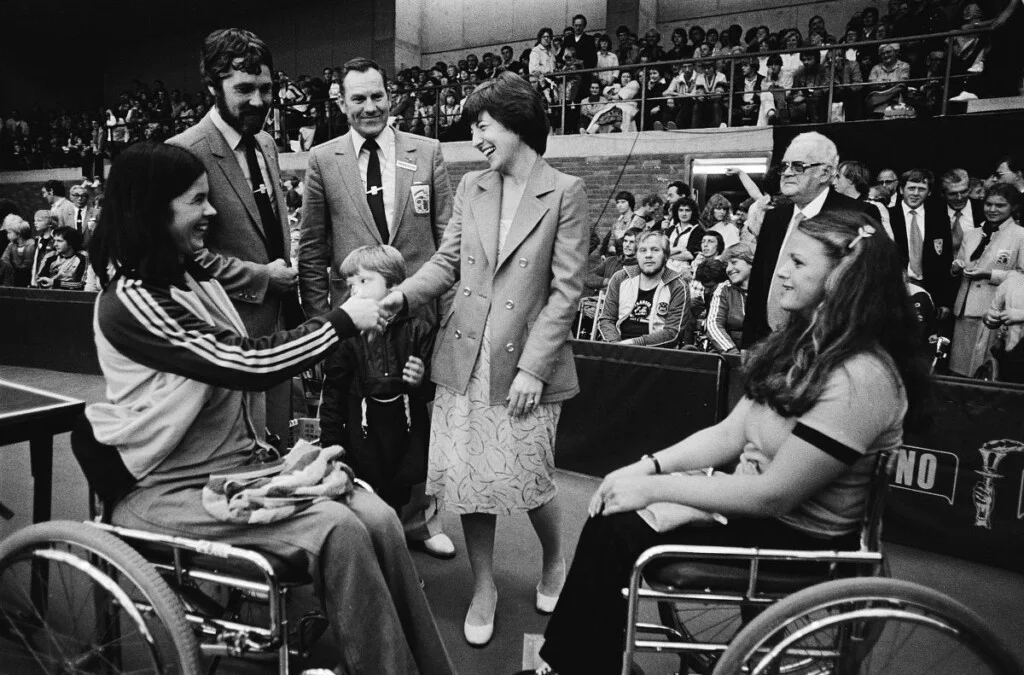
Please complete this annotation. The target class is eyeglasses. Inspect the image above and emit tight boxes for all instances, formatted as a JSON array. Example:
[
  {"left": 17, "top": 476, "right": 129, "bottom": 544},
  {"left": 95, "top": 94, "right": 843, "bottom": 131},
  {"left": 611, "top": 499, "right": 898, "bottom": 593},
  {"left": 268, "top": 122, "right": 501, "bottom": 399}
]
[
  {"left": 877, "top": 178, "right": 899, "bottom": 185},
  {"left": 780, "top": 161, "right": 826, "bottom": 175}
]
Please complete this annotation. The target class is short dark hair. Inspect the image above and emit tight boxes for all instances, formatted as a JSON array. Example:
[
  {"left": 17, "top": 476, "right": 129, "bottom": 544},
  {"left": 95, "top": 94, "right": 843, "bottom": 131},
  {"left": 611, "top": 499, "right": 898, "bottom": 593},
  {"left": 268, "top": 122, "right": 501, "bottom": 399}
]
[
  {"left": 998, "top": 153, "right": 1022, "bottom": 175},
  {"left": 340, "top": 57, "right": 389, "bottom": 95},
  {"left": 53, "top": 226, "right": 83, "bottom": 252},
  {"left": 640, "top": 193, "right": 664, "bottom": 209},
  {"left": 700, "top": 229, "right": 726, "bottom": 255},
  {"left": 43, "top": 180, "right": 66, "bottom": 197},
  {"left": 463, "top": 72, "right": 549, "bottom": 155},
  {"left": 838, "top": 160, "right": 872, "bottom": 197},
  {"left": 900, "top": 168, "right": 934, "bottom": 189},
  {"left": 667, "top": 180, "right": 689, "bottom": 197},
  {"left": 89, "top": 142, "right": 207, "bottom": 288},
  {"left": 862, "top": 7, "right": 879, "bottom": 21},
  {"left": 572, "top": 14, "right": 587, "bottom": 26},
  {"left": 201, "top": 28, "right": 273, "bottom": 93},
  {"left": 615, "top": 191, "right": 636, "bottom": 209},
  {"left": 622, "top": 226, "right": 644, "bottom": 241},
  {"left": 987, "top": 182, "right": 1022, "bottom": 210},
  {"left": 766, "top": 53, "right": 783, "bottom": 66},
  {"left": 616, "top": 25, "right": 631, "bottom": 36},
  {"left": 696, "top": 256, "right": 728, "bottom": 283},
  {"left": 537, "top": 26, "right": 553, "bottom": 41}
]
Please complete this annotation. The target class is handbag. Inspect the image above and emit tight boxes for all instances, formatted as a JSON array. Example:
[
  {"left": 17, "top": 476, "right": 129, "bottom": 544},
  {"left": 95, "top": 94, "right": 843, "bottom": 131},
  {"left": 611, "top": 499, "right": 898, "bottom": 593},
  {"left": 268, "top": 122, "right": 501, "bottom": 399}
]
[{"left": 596, "top": 106, "right": 623, "bottom": 126}]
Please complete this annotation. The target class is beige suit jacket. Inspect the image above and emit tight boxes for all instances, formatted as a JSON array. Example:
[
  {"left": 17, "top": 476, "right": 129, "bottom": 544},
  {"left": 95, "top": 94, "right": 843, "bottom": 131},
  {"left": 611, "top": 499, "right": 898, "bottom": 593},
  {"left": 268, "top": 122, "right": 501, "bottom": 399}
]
[
  {"left": 298, "top": 129, "right": 453, "bottom": 317},
  {"left": 954, "top": 219, "right": 1024, "bottom": 318},
  {"left": 168, "top": 111, "right": 290, "bottom": 337},
  {"left": 398, "top": 158, "right": 589, "bottom": 405}
]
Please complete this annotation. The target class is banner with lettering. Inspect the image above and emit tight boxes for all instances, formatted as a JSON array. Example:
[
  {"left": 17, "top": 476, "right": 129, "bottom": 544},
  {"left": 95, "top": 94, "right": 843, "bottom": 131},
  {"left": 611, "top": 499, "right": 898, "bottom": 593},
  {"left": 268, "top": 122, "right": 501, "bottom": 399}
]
[{"left": 884, "top": 377, "right": 1024, "bottom": 573}]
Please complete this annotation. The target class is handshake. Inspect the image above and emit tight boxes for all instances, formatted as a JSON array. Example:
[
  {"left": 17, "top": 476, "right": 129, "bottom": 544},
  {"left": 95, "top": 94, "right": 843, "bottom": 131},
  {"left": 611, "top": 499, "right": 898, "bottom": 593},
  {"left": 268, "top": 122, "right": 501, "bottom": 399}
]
[{"left": 340, "top": 290, "right": 407, "bottom": 337}]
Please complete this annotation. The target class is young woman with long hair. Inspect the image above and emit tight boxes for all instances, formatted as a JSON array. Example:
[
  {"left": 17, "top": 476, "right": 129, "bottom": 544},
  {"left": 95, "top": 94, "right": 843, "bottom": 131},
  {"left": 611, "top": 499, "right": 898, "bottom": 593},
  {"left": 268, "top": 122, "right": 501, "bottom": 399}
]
[{"left": 519, "top": 208, "right": 931, "bottom": 675}]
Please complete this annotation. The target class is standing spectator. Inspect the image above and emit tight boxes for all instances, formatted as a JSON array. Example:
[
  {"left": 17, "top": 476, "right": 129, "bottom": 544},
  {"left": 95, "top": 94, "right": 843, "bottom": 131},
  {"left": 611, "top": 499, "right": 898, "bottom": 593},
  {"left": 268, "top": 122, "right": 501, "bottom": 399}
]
[
  {"left": 67, "top": 184, "right": 98, "bottom": 240},
  {"left": 529, "top": 28, "right": 557, "bottom": 83},
  {"left": 743, "top": 132, "right": 879, "bottom": 347},
  {"left": 876, "top": 167, "right": 901, "bottom": 207},
  {"left": 30, "top": 210, "right": 56, "bottom": 286},
  {"left": 0, "top": 216, "right": 36, "bottom": 287},
  {"left": 596, "top": 35, "right": 620, "bottom": 86},
  {"left": 664, "top": 28, "right": 692, "bottom": 62},
  {"left": 35, "top": 226, "right": 87, "bottom": 289},
  {"left": 888, "top": 169, "right": 955, "bottom": 321},
  {"left": 616, "top": 25, "right": 640, "bottom": 65},
  {"left": 640, "top": 29, "right": 667, "bottom": 62},
  {"left": 994, "top": 154, "right": 1024, "bottom": 193},
  {"left": 299, "top": 56, "right": 456, "bottom": 559},
  {"left": 706, "top": 242, "right": 754, "bottom": 353},
  {"left": 834, "top": 160, "right": 894, "bottom": 238},
  {"left": 168, "top": 29, "right": 299, "bottom": 449},
  {"left": 380, "top": 73, "right": 588, "bottom": 647},
  {"left": 41, "top": 179, "right": 76, "bottom": 231},
  {"left": 598, "top": 230, "right": 690, "bottom": 347},
  {"left": 951, "top": 184, "right": 1024, "bottom": 376}
]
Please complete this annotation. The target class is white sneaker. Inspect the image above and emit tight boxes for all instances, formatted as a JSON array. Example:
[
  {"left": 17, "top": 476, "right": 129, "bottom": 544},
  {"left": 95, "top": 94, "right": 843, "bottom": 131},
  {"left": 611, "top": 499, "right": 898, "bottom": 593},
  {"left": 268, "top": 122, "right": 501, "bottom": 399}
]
[{"left": 949, "top": 91, "right": 979, "bottom": 102}]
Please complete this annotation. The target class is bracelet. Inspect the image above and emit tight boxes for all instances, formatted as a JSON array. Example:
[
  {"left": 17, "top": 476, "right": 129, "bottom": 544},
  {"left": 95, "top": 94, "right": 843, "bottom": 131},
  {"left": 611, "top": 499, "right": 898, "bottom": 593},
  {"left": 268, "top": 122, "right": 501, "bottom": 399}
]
[{"left": 645, "top": 453, "right": 662, "bottom": 475}]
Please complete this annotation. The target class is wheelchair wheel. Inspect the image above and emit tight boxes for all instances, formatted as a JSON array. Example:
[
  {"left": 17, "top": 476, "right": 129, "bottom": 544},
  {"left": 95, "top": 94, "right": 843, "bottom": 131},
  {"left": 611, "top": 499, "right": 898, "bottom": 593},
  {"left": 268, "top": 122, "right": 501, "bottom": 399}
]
[
  {"left": 0, "top": 521, "right": 200, "bottom": 674},
  {"left": 711, "top": 577, "right": 1021, "bottom": 675}
]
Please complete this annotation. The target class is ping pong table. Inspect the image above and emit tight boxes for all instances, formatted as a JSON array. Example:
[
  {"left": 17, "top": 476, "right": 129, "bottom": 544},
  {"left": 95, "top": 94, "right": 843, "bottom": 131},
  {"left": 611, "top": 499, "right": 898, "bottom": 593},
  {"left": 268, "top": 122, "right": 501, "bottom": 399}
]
[{"left": 0, "top": 378, "right": 85, "bottom": 524}]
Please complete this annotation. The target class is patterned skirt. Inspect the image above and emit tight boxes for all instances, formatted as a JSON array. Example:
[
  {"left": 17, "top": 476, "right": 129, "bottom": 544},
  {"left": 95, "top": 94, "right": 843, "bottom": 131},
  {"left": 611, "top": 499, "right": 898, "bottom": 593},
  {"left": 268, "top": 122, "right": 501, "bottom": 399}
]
[{"left": 426, "top": 322, "right": 561, "bottom": 515}]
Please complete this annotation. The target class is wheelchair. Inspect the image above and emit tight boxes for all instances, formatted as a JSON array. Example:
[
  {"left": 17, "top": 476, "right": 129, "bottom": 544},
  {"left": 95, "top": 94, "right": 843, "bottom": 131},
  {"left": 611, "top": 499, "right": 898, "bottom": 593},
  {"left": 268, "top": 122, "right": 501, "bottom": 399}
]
[
  {"left": 0, "top": 414, "right": 339, "bottom": 674},
  {"left": 621, "top": 448, "right": 897, "bottom": 675}
]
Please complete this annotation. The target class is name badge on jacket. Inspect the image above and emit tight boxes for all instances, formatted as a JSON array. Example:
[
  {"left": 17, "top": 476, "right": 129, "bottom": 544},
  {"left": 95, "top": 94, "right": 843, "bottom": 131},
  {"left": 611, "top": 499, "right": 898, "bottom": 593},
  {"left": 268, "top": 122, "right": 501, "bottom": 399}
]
[
  {"left": 932, "top": 239, "right": 943, "bottom": 255},
  {"left": 996, "top": 249, "right": 1011, "bottom": 267},
  {"left": 411, "top": 183, "right": 431, "bottom": 215}
]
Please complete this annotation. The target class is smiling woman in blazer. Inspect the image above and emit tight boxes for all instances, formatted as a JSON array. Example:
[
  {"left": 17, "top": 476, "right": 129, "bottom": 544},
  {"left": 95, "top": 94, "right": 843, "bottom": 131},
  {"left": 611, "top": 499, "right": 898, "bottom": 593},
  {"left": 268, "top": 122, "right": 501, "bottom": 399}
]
[{"left": 382, "top": 72, "right": 589, "bottom": 647}]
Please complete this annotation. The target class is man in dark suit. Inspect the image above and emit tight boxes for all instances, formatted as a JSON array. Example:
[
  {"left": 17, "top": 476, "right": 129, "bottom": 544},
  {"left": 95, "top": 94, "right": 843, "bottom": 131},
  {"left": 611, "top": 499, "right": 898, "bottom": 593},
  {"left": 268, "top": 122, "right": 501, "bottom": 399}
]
[
  {"left": 889, "top": 168, "right": 955, "bottom": 316},
  {"left": 939, "top": 168, "right": 984, "bottom": 258},
  {"left": 565, "top": 13, "right": 597, "bottom": 133},
  {"left": 298, "top": 57, "right": 456, "bottom": 560},
  {"left": 742, "top": 132, "right": 880, "bottom": 347},
  {"left": 168, "top": 28, "right": 299, "bottom": 448}
]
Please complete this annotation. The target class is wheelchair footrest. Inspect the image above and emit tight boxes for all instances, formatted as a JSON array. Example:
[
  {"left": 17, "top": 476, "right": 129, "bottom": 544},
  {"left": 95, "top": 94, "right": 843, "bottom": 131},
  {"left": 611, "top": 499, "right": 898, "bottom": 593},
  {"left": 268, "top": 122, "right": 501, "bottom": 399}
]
[{"left": 291, "top": 612, "right": 329, "bottom": 657}]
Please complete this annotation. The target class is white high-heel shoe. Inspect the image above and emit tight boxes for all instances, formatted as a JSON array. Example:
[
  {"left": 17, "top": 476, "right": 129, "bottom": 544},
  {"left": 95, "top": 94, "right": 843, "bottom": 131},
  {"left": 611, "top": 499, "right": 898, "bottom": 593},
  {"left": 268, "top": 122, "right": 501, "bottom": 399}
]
[
  {"left": 535, "top": 559, "right": 566, "bottom": 614},
  {"left": 463, "top": 591, "right": 497, "bottom": 647}
]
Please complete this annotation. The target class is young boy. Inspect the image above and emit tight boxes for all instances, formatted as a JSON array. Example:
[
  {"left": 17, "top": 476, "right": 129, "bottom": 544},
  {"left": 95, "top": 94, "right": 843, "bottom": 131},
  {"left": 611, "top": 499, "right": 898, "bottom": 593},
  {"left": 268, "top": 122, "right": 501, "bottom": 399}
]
[{"left": 319, "top": 245, "right": 435, "bottom": 518}]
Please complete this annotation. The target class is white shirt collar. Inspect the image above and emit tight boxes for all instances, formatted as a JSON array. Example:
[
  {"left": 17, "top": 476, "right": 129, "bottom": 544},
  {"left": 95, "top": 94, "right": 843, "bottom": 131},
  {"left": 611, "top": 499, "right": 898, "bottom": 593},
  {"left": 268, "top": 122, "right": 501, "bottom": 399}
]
[
  {"left": 210, "top": 105, "right": 244, "bottom": 152},
  {"left": 350, "top": 124, "right": 395, "bottom": 155},
  {"left": 796, "top": 186, "right": 830, "bottom": 219},
  {"left": 901, "top": 200, "right": 923, "bottom": 219}
]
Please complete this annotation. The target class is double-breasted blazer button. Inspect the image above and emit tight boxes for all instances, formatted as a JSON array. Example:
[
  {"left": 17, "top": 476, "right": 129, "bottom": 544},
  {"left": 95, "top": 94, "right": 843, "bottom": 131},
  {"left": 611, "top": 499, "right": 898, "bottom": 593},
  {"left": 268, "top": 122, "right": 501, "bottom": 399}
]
[
  {"left": 506, "top": 342, "right": 515, "bottom": 352},
  {"left": 455, "top": 330, "right": 462, "bottom": 338},
  {"left": 505, "top": 300, "right": 514, "bottom": 309},
  {"left": 519, "top": 257, "right": 528, "bottom": 267},
  {"left": 467, "top": 255, "right": 475, "bottom": 264},
  {"left": 463, "top": 287, "right": 471, "bottom": 296}
]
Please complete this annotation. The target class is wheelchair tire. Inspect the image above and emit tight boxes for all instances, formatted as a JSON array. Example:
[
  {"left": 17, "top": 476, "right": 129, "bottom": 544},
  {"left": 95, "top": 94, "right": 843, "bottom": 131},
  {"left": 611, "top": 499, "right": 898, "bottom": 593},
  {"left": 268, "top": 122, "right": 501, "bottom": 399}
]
[
  {"left": 0, "top": 520, "right": 201, "bottom": 674},
  {"left": 711, "top": 577, "right": 1021, "bottom": 675}
]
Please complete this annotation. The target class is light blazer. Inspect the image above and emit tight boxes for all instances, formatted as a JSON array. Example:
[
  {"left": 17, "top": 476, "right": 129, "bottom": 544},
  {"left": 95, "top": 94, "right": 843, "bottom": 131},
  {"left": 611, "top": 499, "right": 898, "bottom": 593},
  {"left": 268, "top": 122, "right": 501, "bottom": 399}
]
[
  {"left": 397, "top": 158, "right": 589, "bottom": 406},
  {"left": 953, "top": 219, "right": 1024, "bottom": 318},
  {"left": 50, "top": 197, "right": 77, "bottom": 232},
  {"left": 298, "top": 129, "right": 454, "bottom": 317},
  {"left": 167, "top": 110, "right": 290, "bottom": 337}
]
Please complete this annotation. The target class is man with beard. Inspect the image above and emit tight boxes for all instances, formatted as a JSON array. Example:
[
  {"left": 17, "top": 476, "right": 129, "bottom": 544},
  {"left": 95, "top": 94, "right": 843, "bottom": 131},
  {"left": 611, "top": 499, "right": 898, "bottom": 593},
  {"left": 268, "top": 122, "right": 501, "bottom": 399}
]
[
  {"left": 741, "top": 132, "right": 879, "bottom": 347},
  {"left": 298, "top": 56, "right": 456, "bottom": 560},
  {"left": 168, "top": 28, "right": 299, "bottom": 450},
  {"left": 597, "top": 230, "right": 690, "bottom": 347}
]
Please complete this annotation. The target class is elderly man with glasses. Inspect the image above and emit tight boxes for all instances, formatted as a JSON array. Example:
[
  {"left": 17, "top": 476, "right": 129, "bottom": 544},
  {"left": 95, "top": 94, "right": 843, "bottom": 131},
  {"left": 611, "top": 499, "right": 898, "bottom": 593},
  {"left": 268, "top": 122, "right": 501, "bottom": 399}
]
[{"left": 742, "top": 132, "right": 881, "bottom": 347}]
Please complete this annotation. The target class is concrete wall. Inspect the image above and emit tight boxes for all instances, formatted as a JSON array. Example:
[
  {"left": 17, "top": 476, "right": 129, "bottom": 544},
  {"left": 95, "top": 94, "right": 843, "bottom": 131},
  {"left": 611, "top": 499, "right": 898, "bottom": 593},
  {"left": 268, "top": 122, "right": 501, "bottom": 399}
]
[{"left": 656, "top": 0, "right": 886, "bottom": 40}]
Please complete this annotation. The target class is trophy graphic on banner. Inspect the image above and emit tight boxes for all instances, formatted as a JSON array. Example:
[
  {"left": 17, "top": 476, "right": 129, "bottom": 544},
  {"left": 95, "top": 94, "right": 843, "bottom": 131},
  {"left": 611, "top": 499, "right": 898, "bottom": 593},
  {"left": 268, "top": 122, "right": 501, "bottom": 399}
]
[{"left": 972, "top": 439, "right": 1024, "bottom": 529}]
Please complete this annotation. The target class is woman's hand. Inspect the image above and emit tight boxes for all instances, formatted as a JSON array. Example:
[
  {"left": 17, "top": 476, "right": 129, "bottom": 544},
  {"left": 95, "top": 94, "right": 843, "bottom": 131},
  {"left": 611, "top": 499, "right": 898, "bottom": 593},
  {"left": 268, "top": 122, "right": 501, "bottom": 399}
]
[
  {"left": 506, "top": 369, "right": 544, "bottom": 418},
  {"left": 951, "top": 259, "right": 966, "bottom": 276},
  {"left": 587, "top": 460, "right": 656, "bottom": 516},
  {"left": 594, "top": 476, "right": 656, "bottom": 516},
  {"left": 963, "top": 267, "right": 991, "bottom": 280},
  {"left": 1000, "top": 308, "right": 1024, "bottom": 325},
  {"left": 403, "top": 356, "right": 425, "bottom": 386},
  {"left": 380, "top": 290, "right": 405, "bottom": 317}
]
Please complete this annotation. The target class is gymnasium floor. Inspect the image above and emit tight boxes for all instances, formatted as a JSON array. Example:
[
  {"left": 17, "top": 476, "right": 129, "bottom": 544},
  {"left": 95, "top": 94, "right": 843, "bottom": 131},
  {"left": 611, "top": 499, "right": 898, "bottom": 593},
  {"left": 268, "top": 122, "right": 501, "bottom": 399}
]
[{"left": 1, "top": 365, "right": 1022, "bottom": 674}]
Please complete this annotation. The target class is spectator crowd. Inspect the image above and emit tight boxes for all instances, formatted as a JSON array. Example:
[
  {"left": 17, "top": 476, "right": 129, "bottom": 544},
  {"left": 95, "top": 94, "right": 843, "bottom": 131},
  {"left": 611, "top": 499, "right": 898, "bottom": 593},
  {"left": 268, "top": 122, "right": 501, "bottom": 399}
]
[{"left": 4, "top": 0, "right": 1022, "bottom": 172}]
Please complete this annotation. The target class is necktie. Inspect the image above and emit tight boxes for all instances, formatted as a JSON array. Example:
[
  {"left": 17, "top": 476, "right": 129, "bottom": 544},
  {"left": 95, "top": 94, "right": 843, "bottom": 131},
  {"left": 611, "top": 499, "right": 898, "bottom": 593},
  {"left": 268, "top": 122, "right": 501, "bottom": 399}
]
[
  {"left": 76, "top": 209, "right": 84, "bottom": 233},
  {"left": 908, "top": 209, "right": 923, "bottom": 279},
  {"left": 767, "top": 211, "right": 805, "bottom": 331},
  {"left": 240, "top": 135, "right": 285, "bottom": 263},
  {"left": 970, "top": 222, "right": 998, "bottom": 262},
  {"left": 363, "top": 138, "right": 389, "bottom": 243},
  {"left": 951, "top": 209, "right": 964, "bottom": 253}
]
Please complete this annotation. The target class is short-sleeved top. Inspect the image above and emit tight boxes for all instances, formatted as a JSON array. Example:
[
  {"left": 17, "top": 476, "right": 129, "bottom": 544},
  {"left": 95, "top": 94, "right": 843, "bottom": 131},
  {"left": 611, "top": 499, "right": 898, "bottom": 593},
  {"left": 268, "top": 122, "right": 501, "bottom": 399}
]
[{"left": 737, "top": 350, "right": 907, "bottom": 538}]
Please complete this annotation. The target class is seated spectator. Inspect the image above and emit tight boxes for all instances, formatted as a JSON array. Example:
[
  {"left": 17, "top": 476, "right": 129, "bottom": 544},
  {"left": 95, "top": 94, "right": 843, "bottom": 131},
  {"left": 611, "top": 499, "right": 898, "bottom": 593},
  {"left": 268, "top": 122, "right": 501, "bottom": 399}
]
[
  {"left": 657, "top": 61, "right": 698, "bottom": 129},
  {"left": 691, "top": 61, "right": 728, "bottom": 128},
  {"left": 689, "top": 229, "right": 727, "bottom": 302},
  {"left": 438, "top": 90, "right": 462, "bottom": 130},
  {"left": 789, "top": 50, "right": 830, "bottom": 124},
  {"left": 706, "top": 243, "right": 754, "bottom": 353},
  {"left": 664, "top": 27, "right": 692, "bottom": 62},
  {"left": 31, "top": 209, "right": 57, "bottom": 286},
  {"left": 633, "top": 193, "right": 666, "bottom": 230},
  {"left": 691, "top": 256, "right": 728, "bottom": 335},
  {"left": 615, "top": 25, "right": 641, "bottom": 66},
  {"left": 867, "top": 43, "right": 911, "bottom": 116},
  {"left": 584, "top": 71, "right": 641, "bottom": 133},
  {"left": 834, "top": 160, "right": 894, "bottom": 238},
  {"left": 597, "top": 231, "right": 690, "bottom": 347},
  {"left": 824, "top": 44, "right": 865, "bottom": 121},
  {"left": 0, "top": 216, "right": 36, "bottom": 287},
  {"left": 732, "top": 58, "right": 776, "bottom": 126},
  {"left": 641, "top": 66, "right": 670, "bottom": 131},
  {"left": 602, "top": 190, "right": 643, "bottom": 256},
  {"left": 701, "top": 194, "right": 740, "bottom": 247},
  {"left": 585, "top": 227, "right": 641, "bottom": 295},
  {"left": 764, "top": 54, "right": 790, "bottom": 123},
  {"left": 579, "top": 81, "right": 608, "bottom": 131},
  {"left": 34, "top": 226, "right": 87, "bottom": 289},
  {"left": 779, "top": 30, "right": 804, "bottom": 89}
]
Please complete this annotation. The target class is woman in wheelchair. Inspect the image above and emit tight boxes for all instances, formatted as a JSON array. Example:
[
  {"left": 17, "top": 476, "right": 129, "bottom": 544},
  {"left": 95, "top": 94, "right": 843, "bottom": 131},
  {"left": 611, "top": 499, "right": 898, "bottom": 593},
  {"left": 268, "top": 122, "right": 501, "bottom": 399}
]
[
  {"left": 523, "top": 211, "right": 931, "bottom": 675},
  {"left": 85, "top": 142, "right": 455, "bottom": 675}
]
